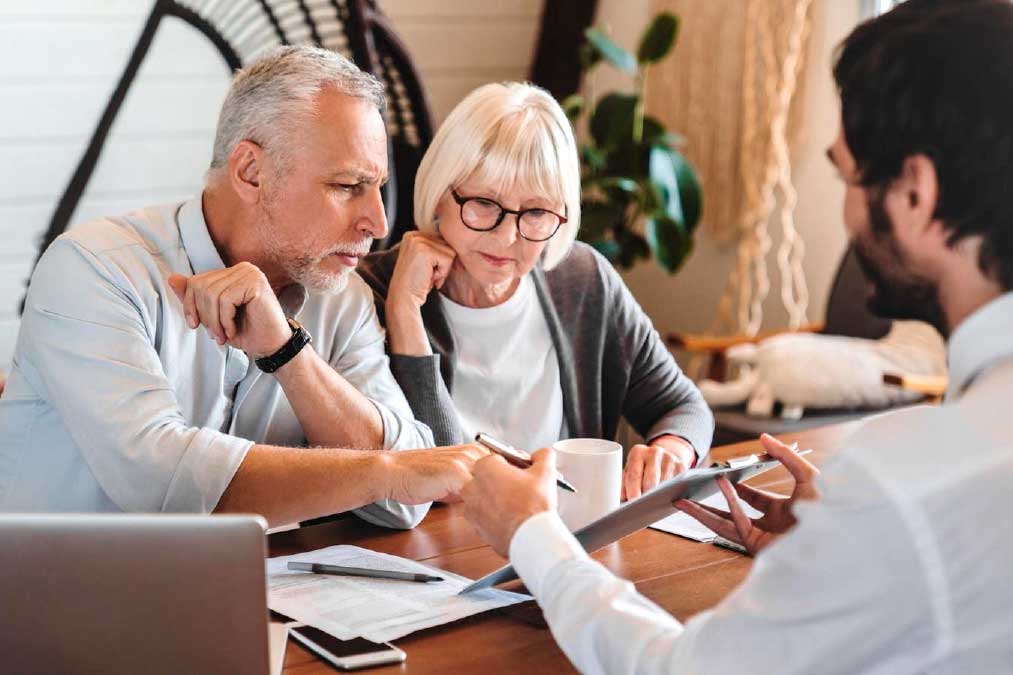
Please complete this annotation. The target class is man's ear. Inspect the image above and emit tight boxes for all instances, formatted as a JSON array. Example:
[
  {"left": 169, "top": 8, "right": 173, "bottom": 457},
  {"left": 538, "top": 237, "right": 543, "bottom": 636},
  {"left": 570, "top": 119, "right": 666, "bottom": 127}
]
[
  {"left": 228, "top": 140, "right": 264, "bottom": 205},
  {"left": 894, "top": 153, "right": 940, "bottom": 236}
]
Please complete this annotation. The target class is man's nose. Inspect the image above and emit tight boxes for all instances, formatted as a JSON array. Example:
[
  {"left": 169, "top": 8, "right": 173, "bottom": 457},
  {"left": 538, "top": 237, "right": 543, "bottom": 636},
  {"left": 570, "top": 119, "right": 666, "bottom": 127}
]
[{"left": 357, "top": 185, "right": 389, "bottom": 240}]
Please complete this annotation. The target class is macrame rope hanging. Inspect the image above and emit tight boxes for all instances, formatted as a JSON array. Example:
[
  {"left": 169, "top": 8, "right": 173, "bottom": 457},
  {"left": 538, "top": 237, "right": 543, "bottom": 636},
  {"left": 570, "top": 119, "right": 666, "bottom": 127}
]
[{"left": 713, "top": 0, "right": 812, "bottom": 338}]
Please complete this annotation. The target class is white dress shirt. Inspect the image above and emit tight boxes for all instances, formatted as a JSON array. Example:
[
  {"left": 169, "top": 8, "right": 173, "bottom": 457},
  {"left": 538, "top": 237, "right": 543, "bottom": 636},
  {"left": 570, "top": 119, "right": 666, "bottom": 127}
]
[
  {"left": 511, "top": 292, "right": 1013, "bottom": 674},
  {"left": 0, "top": 198, "right": 433, "bottom": 528},
  {"left": 442, "top": 274, "right": 567, "bottom": 450}
]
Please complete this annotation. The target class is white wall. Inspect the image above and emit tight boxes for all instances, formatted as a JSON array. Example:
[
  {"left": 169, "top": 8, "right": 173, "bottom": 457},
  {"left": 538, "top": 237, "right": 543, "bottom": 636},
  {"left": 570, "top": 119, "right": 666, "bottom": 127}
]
[{"left": 0, "top": 0, "right": 543, "bottom": 371}]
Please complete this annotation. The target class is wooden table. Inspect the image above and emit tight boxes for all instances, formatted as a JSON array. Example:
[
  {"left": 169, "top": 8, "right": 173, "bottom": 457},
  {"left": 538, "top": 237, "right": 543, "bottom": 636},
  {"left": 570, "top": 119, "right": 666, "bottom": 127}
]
[{"left": 271, "top": 422, "right": 858, "bottom": 674}]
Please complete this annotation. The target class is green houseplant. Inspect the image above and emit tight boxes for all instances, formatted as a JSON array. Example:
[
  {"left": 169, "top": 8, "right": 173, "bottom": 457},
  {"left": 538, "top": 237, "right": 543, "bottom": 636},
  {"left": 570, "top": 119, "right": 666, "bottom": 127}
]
[{"left": 563, "top": 12, "right": 702, "bottom": 272}]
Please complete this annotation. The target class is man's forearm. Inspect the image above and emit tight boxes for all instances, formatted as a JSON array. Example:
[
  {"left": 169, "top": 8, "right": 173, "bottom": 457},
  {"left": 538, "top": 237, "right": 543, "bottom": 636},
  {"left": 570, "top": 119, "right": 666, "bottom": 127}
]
[
  {"left": 272, "top": 346, "right": 385, "bottom": 448},
  {"left": 214, "top": 444, "right": 390, "bottom": 527}
]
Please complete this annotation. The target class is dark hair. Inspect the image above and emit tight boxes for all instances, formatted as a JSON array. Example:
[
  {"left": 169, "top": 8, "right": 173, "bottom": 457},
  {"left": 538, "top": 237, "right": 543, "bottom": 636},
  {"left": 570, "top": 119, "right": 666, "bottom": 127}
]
[{"left": 834, "top": 0, "right": 1013, "bottom": 290}]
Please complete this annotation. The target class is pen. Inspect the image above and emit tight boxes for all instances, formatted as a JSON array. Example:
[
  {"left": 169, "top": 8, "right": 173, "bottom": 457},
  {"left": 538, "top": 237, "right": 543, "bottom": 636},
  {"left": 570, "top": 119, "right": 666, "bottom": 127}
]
[
  {"left": 712, "top": 536, "right": 749, "bottom": 555},
  {"left": 474, "top": 432, "right": 578, "bottom": 493},
  {"left": 287, "top": 561, "right": 444, "bottom": 583}
]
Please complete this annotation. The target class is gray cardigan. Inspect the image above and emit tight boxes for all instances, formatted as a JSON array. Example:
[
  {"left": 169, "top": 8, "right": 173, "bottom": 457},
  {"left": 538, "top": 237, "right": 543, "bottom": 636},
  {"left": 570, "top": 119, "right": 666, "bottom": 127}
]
[{"left": 357, "top": 241, "right": 714, "bottom": 460}]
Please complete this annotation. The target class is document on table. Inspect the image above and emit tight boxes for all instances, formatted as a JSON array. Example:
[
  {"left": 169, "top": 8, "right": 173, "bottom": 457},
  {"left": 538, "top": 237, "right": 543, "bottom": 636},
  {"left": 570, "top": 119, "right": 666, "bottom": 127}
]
[
  {"left": 268, "top": 622, "right": 288, "bottom": 675},
  {"left": 266, "top": 545, "right": 531, "bottom": 643},
  {"left": 650, "top": 491, "right": 763, "bottom": 542}
]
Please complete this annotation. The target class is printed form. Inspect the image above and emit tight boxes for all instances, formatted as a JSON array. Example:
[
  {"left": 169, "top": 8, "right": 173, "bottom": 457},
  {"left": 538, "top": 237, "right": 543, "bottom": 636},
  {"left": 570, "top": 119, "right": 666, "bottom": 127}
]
[{"left": 267, "top": 545, "right": 531, "bottom": 642}]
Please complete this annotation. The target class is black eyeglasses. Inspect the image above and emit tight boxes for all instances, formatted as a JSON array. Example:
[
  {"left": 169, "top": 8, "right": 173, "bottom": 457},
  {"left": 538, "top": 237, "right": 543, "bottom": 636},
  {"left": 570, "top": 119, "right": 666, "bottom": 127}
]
[{"left": 451, "top": 189, "right": 567, "bottom": 242}]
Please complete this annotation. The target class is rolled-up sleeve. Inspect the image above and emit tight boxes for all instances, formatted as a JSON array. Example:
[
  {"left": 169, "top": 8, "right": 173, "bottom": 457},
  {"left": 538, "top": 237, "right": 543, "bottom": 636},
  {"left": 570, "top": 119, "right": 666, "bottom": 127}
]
[{"left": 21, "top": 239, "right": 252, "bottom": 512}]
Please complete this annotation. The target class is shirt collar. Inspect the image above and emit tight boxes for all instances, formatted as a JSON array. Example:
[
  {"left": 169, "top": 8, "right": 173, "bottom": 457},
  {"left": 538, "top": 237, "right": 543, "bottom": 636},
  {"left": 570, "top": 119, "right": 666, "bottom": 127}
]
[
  {"left": 177, "top": 195, "right": 227, "bottom": 276},
  {"left": 177, "top": 195, "right": 307, "bottom": 318},
  {"left": 945, "top": 292, "right": 1013, "bottom": 399}
]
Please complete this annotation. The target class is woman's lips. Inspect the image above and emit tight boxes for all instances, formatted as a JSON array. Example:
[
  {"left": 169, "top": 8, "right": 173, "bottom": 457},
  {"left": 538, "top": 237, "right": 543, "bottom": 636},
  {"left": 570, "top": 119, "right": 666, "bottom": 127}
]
[{"left": 479, "top": 252, "right": 513, "bottom": 266}]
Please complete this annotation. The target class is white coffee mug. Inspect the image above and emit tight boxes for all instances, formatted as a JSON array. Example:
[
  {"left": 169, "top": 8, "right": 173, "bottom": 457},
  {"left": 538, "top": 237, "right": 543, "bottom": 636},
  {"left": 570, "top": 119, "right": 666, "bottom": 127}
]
[{"left": 552, "top": 438, "right": 623, "bottom": 531}]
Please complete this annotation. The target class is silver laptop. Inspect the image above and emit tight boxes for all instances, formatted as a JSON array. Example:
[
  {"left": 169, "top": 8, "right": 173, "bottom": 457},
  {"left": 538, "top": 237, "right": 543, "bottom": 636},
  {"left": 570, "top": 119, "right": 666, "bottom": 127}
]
[{"left": 0, "top": 514, "right": 271, "bottom": 674}]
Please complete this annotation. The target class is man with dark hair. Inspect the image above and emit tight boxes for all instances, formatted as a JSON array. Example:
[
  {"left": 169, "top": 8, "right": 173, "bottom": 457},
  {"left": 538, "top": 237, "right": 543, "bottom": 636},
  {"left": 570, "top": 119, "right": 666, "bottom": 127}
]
[{"left": 459, "top": 1, "right": 1013, "bottom": 672}]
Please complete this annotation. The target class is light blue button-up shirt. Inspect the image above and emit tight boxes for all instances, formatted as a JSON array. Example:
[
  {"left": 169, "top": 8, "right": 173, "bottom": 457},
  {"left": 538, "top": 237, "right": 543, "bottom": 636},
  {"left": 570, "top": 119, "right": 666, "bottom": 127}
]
[{"left": 0, "top": 198, "right": 433, "bottom": 528}]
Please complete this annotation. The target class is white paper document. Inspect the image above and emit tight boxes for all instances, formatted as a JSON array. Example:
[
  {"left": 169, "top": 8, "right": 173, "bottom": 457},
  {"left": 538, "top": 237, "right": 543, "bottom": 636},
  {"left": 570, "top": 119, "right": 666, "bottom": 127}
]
[
  {"left": 267, "top": 622, "right": 288, "bottom": 675},
  {"left": 267, "top": 545, "right": 531, "bottom": 642},
  {"left": 650, "top": 491, "right": 763, "bottom": 542}
]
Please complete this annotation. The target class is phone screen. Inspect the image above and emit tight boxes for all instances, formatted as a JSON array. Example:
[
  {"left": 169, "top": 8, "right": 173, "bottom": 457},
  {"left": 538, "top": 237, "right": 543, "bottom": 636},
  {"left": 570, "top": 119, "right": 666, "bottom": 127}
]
[{"left": 290, "top": 625, "right": 395, "bottom": 658}]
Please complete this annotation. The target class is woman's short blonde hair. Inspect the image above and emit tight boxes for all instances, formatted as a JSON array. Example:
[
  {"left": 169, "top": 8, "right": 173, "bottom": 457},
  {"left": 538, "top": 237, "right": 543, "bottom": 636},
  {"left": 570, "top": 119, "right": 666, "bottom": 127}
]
[{"left": 413, "top": 82, "right": 581, "bottom": 270}]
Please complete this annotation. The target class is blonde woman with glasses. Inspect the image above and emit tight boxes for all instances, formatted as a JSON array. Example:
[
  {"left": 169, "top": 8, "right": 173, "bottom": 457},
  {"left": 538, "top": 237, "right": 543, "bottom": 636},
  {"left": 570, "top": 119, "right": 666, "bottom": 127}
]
[{"left": 359, "top": 82, "right": 713, "bottom": 499}]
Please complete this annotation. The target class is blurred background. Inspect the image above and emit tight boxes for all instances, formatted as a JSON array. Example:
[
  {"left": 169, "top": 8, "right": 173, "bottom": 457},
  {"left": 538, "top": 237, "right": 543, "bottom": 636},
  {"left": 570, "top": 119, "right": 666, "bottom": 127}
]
[{"left": 0, "top": 0, "right": 898, "bottom": 374}]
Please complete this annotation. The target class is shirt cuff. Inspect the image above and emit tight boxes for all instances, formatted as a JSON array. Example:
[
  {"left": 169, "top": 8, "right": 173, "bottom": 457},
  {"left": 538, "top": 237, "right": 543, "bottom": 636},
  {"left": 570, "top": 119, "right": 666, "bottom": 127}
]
[
  {"left": 162, "top": 427, "right": 253, "bottom": 512},
  {"left": 368, "top": 396, "right": 434, "bottom": 451},
  {"left": 509, "top": 510, "right": 589, "bottom": 598}
]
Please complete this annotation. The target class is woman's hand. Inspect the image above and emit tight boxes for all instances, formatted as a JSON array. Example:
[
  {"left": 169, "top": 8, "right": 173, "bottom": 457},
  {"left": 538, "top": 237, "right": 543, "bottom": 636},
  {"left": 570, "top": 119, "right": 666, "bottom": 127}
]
[
  {"left": 386, "top": 232, "right": 457, "bottom": 355},
  {"left": 622, "top": 435, "right": 696, "bottom": 500}
]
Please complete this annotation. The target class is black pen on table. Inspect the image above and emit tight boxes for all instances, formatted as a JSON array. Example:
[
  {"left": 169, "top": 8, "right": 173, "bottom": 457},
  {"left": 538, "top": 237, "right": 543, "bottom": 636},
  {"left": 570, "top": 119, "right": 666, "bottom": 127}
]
[
  {"left": 287, "top": 561, "right": 444, "bottom": 583},
  {"left": 474, "top": 432, "right": 578, "bottom": 493}
]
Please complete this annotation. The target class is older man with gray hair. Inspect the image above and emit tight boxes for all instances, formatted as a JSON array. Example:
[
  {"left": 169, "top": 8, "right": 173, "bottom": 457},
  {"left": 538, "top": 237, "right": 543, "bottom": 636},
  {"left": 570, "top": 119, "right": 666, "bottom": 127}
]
[{"left": 0, "top": 46, "right": 485, "bottom": 528}]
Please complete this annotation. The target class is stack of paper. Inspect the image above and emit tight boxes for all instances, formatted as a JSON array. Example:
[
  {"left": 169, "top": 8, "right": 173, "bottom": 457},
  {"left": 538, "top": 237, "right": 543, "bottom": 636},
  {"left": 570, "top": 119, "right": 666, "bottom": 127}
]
[
  {"left": 267, "top": 546, "right": 530, "bottom": 643},
  {"left": 650, "top": 491, "right": 763, "bottom": 542}
]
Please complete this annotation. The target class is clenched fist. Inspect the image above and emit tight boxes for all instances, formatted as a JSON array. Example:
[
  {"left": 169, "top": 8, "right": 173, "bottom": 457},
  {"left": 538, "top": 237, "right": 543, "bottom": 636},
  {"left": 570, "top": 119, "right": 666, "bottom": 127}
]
[{"left": 168, "top": 262, "right": 291, "bottom": 358}]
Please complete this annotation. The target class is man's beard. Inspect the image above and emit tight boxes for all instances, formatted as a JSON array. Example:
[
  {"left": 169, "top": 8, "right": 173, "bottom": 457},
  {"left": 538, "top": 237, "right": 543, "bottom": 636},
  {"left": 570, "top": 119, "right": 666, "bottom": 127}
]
[
  {"left": 851, "top": 189, "right": 948, "bottom": 335},
  {"left": 255, "top": 200, "right": 371, "bottom": 294}
]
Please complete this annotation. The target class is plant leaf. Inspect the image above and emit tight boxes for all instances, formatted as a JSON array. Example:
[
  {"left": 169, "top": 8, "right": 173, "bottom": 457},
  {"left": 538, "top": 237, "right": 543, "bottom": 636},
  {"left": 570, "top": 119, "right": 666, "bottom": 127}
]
[
  {"left": 579, "top": 200, "right": 625, "bottom": 239},
  {"left": 648, "top": 144, "right": 702, "bottom": 232},
  {"left": 589, "top": 239, "right": 622, "bottom": 262},
  {"left": 590, "top": 93, "right": 638, "bottom": 149},
  {"left": 614, "top": 227, "right": 650, "bottom": 268},
  {"left": 645, "top": 216, "right": 693, "bottom": 273},
  {"left": 561, "top": 94, "right": 585, "bottom": 122},
  {"left": 637, "top": 12, "right": 680, "bottom": 64},
  {"left": 579, "top": 42, "right": 603, "bottom": 69},
  {"left": 585, "top": 27, "right": 637, "bottom": 74}
]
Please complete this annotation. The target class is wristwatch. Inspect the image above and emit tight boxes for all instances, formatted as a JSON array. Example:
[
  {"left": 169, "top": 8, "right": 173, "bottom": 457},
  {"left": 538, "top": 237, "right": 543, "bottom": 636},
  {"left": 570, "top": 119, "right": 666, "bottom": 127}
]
[{"left": 255, "top": 318, "right": 312, "bottom": 373}]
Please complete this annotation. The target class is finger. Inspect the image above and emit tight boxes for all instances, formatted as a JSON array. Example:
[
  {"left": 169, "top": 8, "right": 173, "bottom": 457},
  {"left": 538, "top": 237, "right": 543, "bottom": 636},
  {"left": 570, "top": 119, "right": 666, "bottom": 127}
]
[
  {"left": 168, "top": 274, "right": 188, "bottom": 303},
  {"left": 473, "top": 453, "right": 509, "bottom": 476},
  {"left": 183, "top": 280, "right": 199, "bottom": 330},
  {"left": 624, "top": 446, "right": 647, "bottom": 501},
  {"left": 200, "top": 274, "right": 235, "bottom": 345},
  {"left": 717, "top": 478, "right": 754, "bottom": 543},
  {"left": 675, "top": 500, "right": 732, "bottom": 519},
  {"left": 529, "top": 447, "right": 556, "bottom": 480},
  {"left": 674, "top": 499, "right": 741, "bottom": 542},
  {"left": 659, "top": 451, "right": 679, "bottom": 482},
  {"left": 217, "top": 271, "right": 259, "bottom": 342},
  {"left": 760, "top": 434, "right": 819, "bottom": 480},
  {"left": 732, "top": 481, "right": 782, "bottom": 512},
  {"left": 642, "top": 447, "right": 663, "bottom": 493}
]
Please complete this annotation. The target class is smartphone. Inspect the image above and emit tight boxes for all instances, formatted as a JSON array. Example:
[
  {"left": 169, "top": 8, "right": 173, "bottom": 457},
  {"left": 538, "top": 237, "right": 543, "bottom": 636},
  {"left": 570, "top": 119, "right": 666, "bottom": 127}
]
[{"left": 289, "top": 624, "right": 406, "bottom": 671}]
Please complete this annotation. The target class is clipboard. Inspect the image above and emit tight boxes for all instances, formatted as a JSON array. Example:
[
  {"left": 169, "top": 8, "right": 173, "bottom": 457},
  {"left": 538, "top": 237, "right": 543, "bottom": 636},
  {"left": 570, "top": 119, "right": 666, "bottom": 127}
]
[{"left": 460, "top": 452, "right": 796, "bottom": 594}]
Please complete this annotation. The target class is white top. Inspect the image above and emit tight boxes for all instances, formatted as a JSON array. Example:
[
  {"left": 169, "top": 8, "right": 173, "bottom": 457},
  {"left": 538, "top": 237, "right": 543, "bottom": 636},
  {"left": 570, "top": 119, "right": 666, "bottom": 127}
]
[
  {"left": 442, "top": 274, "right": 566, "bottom": 451},
  {"left": 0, "top": 198, "right": 433, "bottom": 529},
  {"left": 510, "top": 292, "right": 1013, "bottom": 674}
]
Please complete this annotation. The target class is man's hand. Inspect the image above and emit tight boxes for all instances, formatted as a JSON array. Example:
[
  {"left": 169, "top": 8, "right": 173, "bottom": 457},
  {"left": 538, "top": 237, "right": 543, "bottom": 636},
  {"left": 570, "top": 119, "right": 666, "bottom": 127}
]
[
  {"left": 674, "top": 433, "right": 820, "bottom": 555},
  {"left": 622, "top": 435, "right": 695, "bottom": 501},
  {"left": 384, "top": 444, "right": 489, "bottom": 505},
  {"left": 385, "top": 232, "right": 457, "bottom": 356},
  {"left": 168, "top": 262, "right": 291, "bottom": 358},
  {"left": 461, "top": 448, "right": 558, "bottom": 557}
]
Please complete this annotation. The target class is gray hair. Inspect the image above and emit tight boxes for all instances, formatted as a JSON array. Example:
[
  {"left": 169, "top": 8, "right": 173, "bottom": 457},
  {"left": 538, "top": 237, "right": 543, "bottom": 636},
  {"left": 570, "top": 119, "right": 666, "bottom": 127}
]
[{"left": 209, "top": 45, "right": 386, "bottom": 174}]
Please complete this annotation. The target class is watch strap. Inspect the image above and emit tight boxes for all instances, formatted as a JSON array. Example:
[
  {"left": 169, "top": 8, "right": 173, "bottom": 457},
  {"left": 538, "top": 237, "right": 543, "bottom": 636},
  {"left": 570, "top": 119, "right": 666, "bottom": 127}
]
[{"left": 255, "top": 318, "right": 312, "bottom": 373}]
